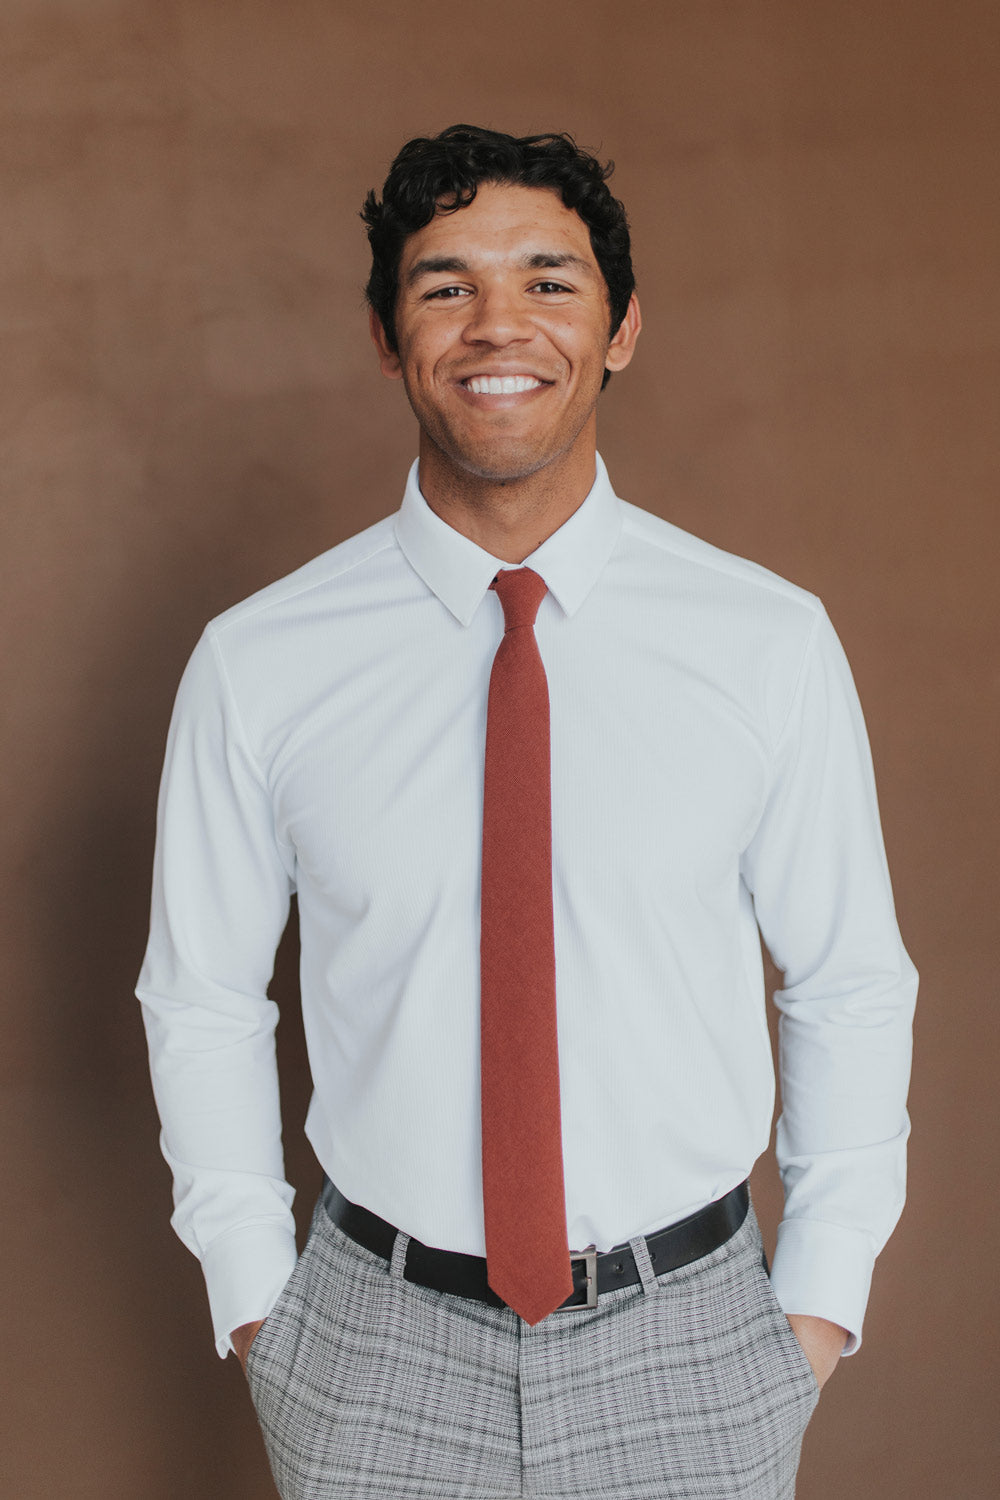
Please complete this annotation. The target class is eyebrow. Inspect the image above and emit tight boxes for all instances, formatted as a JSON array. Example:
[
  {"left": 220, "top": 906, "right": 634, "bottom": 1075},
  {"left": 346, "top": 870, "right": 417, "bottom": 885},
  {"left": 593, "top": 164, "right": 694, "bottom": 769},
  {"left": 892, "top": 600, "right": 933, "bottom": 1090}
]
[
  {"left": 405, "top": 251, "right": 596, "bottom": 285},
  {"left": 406, "top": 256, "right": 470, "bottom": 284}
]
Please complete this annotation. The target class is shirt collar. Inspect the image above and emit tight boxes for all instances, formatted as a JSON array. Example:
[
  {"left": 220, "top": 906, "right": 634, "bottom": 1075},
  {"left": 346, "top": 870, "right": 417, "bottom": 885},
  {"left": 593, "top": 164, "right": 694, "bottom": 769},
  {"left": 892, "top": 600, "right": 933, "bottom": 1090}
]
[{"left": 394, "top": 454, "right": 622, "bottom": 626}]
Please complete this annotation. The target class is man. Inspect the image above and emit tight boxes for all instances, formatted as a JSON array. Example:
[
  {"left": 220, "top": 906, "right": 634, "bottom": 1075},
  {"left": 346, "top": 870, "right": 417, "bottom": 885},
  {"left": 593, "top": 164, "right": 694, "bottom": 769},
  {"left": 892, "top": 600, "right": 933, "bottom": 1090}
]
[{"left": 138, "top": 125, "right": 916, "bottom": 1499}]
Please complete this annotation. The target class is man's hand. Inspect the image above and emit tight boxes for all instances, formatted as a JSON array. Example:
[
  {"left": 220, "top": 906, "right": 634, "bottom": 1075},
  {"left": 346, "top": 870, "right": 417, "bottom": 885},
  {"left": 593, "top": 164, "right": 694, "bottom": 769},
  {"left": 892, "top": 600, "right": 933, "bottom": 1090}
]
[
  {"left": 786, "top": 1314, "right": 847, "bottom": 1390},
  {"left": 231, "top": 1318, "right": 266, "bottom": 1375}
]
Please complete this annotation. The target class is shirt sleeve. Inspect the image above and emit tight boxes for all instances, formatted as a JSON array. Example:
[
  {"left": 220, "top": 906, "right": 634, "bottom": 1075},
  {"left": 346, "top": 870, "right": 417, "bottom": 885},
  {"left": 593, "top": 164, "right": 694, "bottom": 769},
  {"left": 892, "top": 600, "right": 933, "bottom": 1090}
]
[
  {"left": 136, "top": 627, "right": 299, "bottom": 1357},
  {"left": 741, "top": 605, "right": 917, "bottom": 1353}
]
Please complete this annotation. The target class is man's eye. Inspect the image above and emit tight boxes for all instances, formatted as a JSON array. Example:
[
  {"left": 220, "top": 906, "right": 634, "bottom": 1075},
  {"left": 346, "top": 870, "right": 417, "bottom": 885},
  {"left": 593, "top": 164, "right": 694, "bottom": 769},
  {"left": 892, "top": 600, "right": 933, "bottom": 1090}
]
[
  {"left": 533, "top": 281, "right": 572, "bottom": 294},
  {"left": 425, "top": 286, "right": 469, "bottom": 300}
]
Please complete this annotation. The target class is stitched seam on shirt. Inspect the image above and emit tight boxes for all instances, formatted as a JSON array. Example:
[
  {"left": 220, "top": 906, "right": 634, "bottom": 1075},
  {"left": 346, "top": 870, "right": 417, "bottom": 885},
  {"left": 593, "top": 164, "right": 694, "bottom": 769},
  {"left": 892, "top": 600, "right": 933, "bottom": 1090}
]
[
  {"left": 771, "top": 607, "right": 822, "bottom": 760},
  {"left": 777, "top": 1216, "right": 879, "bottom": 1253},
  {"left": 200, "top": 1215, "right": 297, "bottom": 1250},
  {"left": 620, "top": 503, "right": 826, "bottom": 612},
  {"left": 204, "top": 626, "right": 295, "bottom": 855},
  {"left": 735, "top": 607, "right": 821, "bottom": 854},
  {"left": 209, "top": 527, "right": 398, "bottom": 638}
]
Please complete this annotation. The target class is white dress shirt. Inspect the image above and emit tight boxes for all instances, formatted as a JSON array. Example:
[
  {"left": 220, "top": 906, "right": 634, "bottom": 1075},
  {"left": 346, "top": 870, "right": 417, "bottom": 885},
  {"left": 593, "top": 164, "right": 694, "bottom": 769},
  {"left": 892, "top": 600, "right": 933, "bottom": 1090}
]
[{"left": 137, "top": 455, "right": 916, "bottom": 1357}]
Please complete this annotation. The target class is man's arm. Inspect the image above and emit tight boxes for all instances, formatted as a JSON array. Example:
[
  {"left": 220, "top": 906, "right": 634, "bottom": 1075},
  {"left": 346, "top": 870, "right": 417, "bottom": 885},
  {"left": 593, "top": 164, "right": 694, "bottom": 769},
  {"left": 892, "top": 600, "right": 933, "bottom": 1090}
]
[
  {"left": 742, "top": 604, "right": 917, "bottom": 1363},
  {"left": 137, "top": 627, "right": 299, "bottom": 1357}
]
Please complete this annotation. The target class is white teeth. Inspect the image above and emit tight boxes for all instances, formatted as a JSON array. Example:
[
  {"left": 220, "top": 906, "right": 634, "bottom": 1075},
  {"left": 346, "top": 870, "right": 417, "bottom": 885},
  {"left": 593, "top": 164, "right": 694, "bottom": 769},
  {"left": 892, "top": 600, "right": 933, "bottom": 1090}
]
[{"left": 465, "top": 375, "right": 543, "bottom": 395}]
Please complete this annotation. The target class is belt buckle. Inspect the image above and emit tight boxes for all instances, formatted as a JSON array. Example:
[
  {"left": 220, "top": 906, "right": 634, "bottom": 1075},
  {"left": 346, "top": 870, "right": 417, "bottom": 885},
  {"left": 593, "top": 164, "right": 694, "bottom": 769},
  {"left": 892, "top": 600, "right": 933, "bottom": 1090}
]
[{"left": 555, "top": 1246, "right": 598, "bottom": 1311}]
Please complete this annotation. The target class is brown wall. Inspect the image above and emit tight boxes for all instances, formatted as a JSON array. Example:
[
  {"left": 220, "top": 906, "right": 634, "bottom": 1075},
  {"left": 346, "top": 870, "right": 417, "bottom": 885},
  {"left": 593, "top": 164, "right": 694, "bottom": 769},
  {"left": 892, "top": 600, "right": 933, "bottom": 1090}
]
[{"left": 2, "top": 2, "right": 996, "bottom": 1495}]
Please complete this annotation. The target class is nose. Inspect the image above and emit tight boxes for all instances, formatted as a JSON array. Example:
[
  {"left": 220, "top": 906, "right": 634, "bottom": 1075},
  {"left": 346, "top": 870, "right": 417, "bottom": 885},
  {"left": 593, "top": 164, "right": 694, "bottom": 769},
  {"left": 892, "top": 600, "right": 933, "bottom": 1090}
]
[{"left": 461, "top": 283, "right": 534, "bottom": 348}]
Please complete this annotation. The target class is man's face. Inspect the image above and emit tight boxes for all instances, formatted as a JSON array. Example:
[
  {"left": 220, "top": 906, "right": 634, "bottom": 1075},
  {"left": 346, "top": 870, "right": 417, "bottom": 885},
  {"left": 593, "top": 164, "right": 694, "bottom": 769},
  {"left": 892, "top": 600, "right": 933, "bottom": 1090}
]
[{"left": 371, "top": 182, "right": 640, "bottom": 486}]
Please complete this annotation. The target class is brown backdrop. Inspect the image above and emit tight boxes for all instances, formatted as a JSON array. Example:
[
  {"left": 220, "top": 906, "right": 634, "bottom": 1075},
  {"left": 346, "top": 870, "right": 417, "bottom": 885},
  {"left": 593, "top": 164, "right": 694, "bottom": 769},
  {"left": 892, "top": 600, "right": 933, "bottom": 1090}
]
[{"left": 2, "top": 2, "right": 997, "bottom": 1495}]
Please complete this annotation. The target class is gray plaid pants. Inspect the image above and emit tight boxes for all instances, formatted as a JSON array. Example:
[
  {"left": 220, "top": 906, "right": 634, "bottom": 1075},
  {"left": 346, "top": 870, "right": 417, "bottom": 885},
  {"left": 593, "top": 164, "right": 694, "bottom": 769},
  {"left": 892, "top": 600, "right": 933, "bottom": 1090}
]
[{"left": 246, "top": 1194, "right": 819, "bottom": 1499}]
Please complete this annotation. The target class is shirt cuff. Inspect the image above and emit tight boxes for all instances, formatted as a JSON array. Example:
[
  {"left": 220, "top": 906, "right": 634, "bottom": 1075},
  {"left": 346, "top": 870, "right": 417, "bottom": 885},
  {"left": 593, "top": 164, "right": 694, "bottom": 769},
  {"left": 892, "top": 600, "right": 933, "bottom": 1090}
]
[
  {"left": 768, "top": 1217, "right": 877, "bottom": 1356},
  {"left": 201, "top": 1221, "right": 300, "bottom": 1359}
]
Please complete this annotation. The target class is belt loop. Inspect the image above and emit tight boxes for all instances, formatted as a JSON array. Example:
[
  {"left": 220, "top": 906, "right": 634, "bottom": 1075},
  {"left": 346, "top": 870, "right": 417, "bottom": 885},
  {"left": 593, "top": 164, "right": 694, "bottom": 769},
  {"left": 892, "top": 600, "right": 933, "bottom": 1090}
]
[
  {"left": 629, "top": 1235, "right": 658, "bottom": 1293},
  {"left": 389, "top": 1229, "right": 410, "bottom": 1282}
]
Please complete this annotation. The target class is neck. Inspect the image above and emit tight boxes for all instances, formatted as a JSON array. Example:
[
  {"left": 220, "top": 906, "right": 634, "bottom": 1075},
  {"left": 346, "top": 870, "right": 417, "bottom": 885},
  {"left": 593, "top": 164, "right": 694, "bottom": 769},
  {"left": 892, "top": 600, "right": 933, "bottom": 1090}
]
[{"left": 417, "top": 436, "right": 597, "bottom": 564}]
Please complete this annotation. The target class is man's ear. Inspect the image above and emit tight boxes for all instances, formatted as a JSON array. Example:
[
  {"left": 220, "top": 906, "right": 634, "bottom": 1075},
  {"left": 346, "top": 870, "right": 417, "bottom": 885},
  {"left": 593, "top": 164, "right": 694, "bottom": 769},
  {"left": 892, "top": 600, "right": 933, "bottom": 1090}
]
[
  {"left": 604, "top": 293, "right": 642, "bottom": 375},
  {"left": 369, "top": 308, "right": 403, "bottom": 379}
]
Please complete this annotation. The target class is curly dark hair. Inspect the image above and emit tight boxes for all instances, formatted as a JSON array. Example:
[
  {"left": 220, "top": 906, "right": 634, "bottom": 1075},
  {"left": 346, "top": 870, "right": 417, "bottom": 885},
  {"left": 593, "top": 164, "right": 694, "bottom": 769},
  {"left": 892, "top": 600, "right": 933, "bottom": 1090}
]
[{"left": 361, "top": 124, "right": 634, "bottom": 388}]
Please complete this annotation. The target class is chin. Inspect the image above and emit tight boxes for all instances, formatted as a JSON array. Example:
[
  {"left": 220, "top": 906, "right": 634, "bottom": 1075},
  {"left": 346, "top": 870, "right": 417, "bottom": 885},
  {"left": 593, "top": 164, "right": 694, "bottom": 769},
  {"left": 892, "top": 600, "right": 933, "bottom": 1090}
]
[
  {"left": 460, "top": 458, "right": 550, "bottom": 485},
  {"left": 443, "top": 436, "right": 565, "bottom": 486}
]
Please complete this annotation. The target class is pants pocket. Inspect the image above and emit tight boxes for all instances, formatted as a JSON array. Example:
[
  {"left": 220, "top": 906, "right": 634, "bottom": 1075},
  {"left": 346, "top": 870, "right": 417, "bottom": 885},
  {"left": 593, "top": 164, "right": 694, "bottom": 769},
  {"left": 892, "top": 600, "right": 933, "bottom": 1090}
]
[
  {"left": 245, "top": 1203, "right": 324, "bottom": 1398},
  {"left": 752, "top": 1253, "right": 822, "bottom": 1403}
]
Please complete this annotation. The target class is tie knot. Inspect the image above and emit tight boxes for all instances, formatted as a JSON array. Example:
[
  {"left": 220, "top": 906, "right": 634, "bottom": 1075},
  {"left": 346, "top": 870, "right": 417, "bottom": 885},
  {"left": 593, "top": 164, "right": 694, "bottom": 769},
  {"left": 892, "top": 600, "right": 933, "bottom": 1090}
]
[{"left": 491, "top": 568, "right": 547, "bottom": 631}]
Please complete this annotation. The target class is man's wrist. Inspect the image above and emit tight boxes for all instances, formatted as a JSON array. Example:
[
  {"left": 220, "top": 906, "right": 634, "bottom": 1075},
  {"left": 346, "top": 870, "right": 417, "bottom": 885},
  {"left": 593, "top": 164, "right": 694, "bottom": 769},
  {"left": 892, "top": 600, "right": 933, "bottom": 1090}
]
[
  {"left": 786, "top": 1313, "right": 848, "bottom": 1390},
  {"left": 231, "top": 1317, "right": 267, "bottom": 1373},
  {"left": 769, "top": 1216, "right": 872, "bottom": 1355}
]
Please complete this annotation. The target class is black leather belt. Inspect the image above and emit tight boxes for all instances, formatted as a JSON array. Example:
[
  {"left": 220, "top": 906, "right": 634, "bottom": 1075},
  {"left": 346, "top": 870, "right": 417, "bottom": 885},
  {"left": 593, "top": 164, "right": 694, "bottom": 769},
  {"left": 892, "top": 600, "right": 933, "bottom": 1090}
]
[{"left": 321, "top": 1178, "right": 749, "bottom": 1313}]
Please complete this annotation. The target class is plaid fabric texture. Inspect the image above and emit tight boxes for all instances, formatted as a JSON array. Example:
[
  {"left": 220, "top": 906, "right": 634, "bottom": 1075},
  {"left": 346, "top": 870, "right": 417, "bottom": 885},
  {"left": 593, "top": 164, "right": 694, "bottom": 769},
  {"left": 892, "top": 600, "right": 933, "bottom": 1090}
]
[{"left": 246, "top": 1196, "right": 819, "bottom": 1499}]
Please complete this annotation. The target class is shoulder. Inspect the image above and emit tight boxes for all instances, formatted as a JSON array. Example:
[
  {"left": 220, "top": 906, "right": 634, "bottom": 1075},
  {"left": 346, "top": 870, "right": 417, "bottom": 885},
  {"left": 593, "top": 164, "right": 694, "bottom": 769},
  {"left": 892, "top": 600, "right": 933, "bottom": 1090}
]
[
  {"left": 206, "top": 515, "right": 399, "bottom": 642},
  {"left": 618, "top": 500, "right": 824, "bottom": 622}
]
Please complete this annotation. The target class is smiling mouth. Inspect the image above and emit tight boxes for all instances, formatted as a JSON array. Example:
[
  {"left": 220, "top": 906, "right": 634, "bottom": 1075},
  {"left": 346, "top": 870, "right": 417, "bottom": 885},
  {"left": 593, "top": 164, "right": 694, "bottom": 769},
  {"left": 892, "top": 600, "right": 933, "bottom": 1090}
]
[{"left": 461, "top": 375, "right": 547, "bottom": 395}]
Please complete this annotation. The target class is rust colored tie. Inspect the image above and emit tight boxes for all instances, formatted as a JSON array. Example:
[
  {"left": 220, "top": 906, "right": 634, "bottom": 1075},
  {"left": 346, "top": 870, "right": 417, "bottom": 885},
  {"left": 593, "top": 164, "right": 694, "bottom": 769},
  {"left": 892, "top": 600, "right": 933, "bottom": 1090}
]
[{"left": 480, "top": 567, "right": 572, "bottom": 1324}]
